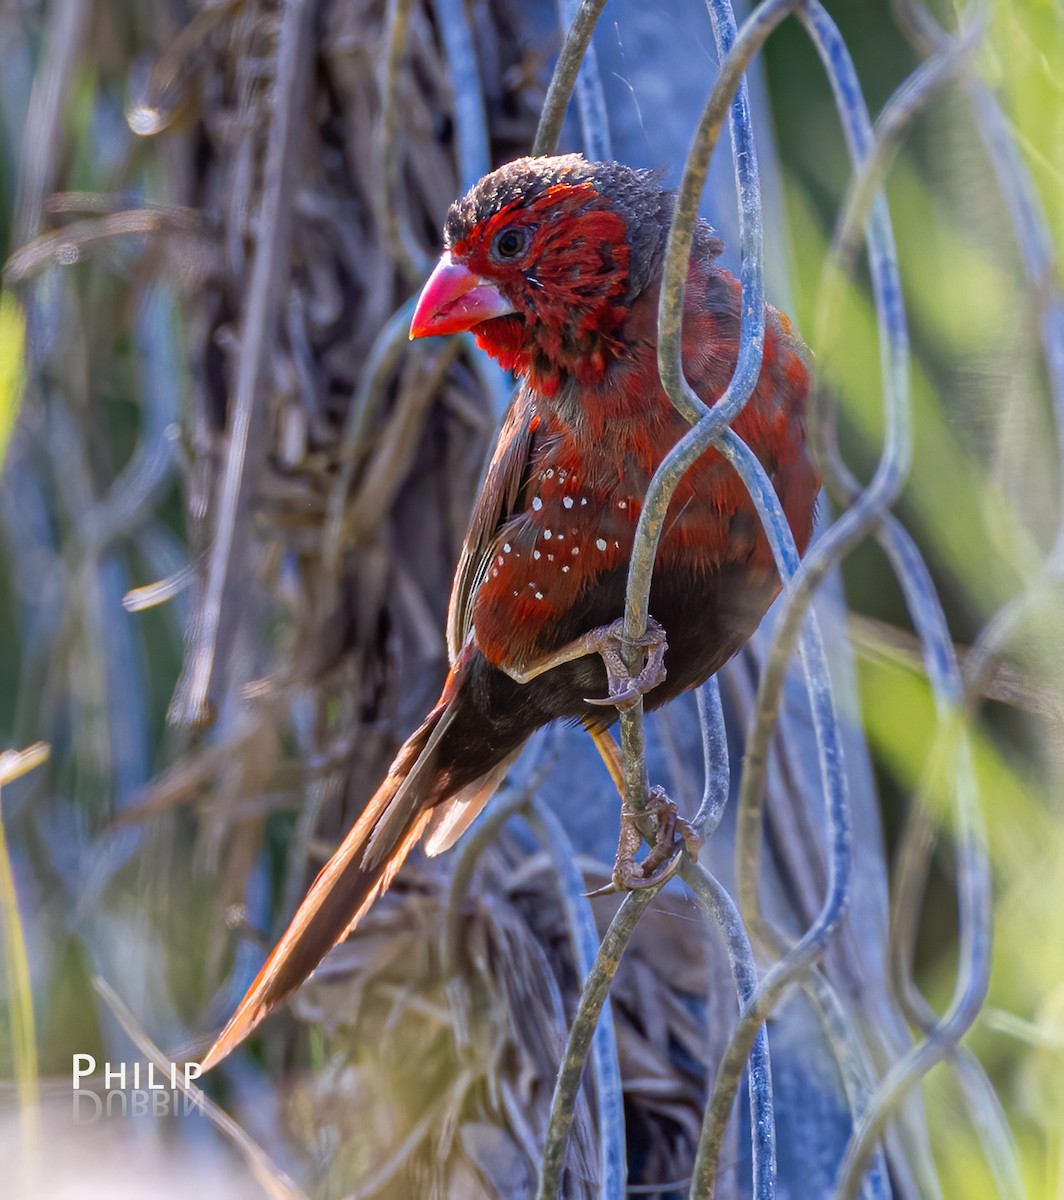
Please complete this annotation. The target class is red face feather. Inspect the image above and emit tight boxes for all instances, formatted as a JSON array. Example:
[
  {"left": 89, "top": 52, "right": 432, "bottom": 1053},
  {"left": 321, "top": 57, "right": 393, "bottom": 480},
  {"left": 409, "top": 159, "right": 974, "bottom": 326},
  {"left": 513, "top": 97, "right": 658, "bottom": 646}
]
[{"left": 441, "top": 180, "right": 632, "bottom": 394}]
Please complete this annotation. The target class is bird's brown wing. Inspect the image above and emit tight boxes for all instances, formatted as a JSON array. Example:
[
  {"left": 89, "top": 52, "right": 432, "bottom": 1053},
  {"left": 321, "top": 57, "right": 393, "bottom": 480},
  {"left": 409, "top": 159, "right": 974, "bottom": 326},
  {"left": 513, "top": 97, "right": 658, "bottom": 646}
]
[{"left": 446, "top": 384, "right": 537, "bottom": 660}]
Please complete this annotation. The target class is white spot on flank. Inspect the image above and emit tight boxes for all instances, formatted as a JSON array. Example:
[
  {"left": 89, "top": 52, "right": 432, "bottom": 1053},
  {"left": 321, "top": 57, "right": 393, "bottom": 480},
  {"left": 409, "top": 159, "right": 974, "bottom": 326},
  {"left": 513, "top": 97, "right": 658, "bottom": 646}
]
[
  {"left": 532, "top": 497, "right": 543, "bottom": 511},
  {"left": 614, "top": 540, "right": 620, "bottom": 548},
  {"left": 547, "top": 553, "right": 554, "bottom": 561},
  {"left": 497, "top": 555, "right": 504, "bottom": 566},
  {"left": 533, "top": 550, "right": 541, "bottom": 559},
  {"left": 618, "top": 500, "right": 627, "bottom": 509},
  {"left": 580, "top": 497, "right": 588, "bottom": 505},
  {"left": 544, "top": 529, "right": 552, "bottom": 540},
  {"left": 535, "top": 591, "right": 544, "bottom": 600},
  {"left": 562, "top": 565, "right": 570, "bottom": 573},
  {"left": 596, "top": 538, "right": 607, "bottom": 551},
  {"left": 503, "top": 543, "right": 512, "bottom": 553},
  {"left": 571, "top": 547, "right": 579, "bottom": 556},
  {"left": 491, "top": 568, "right": 498, "bottom": 577},
  {"left": 545, "top": 468, "right": 554, "bottom": 478},
  {"left": 562, "top": 496, "right": 574, "bottom": 509}
]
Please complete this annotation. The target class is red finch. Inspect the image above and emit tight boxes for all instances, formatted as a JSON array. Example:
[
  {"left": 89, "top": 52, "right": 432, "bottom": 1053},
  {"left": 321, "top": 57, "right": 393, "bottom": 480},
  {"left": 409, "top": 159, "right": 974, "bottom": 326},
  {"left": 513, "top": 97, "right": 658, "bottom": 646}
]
[{"left": 202, "top": 154, "right": 817, "bottom": 1069}]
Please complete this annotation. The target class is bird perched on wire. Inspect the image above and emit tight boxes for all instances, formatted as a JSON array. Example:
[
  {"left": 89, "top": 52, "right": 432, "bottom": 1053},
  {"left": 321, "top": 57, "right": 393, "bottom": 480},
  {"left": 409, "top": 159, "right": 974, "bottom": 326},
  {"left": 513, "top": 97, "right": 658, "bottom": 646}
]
[{"left": 202, "top": 153, "right": 818, "bottom": 1069}]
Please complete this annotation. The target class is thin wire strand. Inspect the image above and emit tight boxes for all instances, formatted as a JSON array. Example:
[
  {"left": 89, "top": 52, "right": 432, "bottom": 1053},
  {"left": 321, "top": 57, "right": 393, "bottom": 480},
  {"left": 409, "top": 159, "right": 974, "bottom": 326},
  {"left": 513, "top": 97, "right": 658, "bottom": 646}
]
[
  {"left": 682, "top": 861, "right": 776, "bottom": 1200},
  {"left": 556, "top": 0, "right": 612, "bottom": 161},
  {"left": 527, "top": 802, "right": 626, "bottom": 1200},
  {"left": 536, "top": 886, "right": 662, "bottom": 1200},
  {"left": 433, "top": 0, "right": 493, "bottom": 191},
  {"left": 618, "top": 0, "right": 798, "bottom": 830},
  {"left": 533, "top": 0, "right": 611, "bottom": 156}
]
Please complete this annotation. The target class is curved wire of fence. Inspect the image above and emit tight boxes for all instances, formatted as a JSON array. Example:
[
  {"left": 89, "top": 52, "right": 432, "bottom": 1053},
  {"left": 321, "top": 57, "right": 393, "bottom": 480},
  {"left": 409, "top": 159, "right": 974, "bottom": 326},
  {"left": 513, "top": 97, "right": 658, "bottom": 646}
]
[
  {"left": 519, "top": 0, "right": 1056, "bottom": 1195},
  {"left": 530, "top": 1, "right": 839, "bottom": 1195},
  {"left": 796, "top": 6, "right": 1022, "bottom": 1194}
]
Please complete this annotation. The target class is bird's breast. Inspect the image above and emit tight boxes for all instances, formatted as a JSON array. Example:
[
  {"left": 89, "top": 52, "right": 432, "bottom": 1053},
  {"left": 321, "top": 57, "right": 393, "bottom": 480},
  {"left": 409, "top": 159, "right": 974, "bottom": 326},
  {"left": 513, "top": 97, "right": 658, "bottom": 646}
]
[
  {"left": 469, "top": 423, "right": 780, "bottom": 673},
  {"left": 469, "top": 301, "right": 817, "bottom": 676}
]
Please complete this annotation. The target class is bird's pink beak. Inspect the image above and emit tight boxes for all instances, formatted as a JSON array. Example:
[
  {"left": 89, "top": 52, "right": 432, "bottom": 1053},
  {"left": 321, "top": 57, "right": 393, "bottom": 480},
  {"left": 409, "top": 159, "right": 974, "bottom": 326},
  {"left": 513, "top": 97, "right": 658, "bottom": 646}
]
[{"left": 409, "top": 253, "right": 515, "bottom": 338}]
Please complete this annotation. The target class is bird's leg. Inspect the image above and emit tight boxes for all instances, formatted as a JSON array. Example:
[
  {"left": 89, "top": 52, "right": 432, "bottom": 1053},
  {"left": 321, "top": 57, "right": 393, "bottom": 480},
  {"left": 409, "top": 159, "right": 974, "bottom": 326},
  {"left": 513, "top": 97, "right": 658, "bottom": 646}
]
[
  {"left": 585, "top": 616, "right": 668, "bottom": 709},
  {"left": 590, "top": 726, "right": 627, "bottom": 796},
  {"left": 588, "top": 731, "right": 703, "bottom": 894},
  {"left": 502, "top": 617, "right": 668, "bottom": 710},
  {"left": 614, "top": 786, "right": 703, "bottom": 890}
]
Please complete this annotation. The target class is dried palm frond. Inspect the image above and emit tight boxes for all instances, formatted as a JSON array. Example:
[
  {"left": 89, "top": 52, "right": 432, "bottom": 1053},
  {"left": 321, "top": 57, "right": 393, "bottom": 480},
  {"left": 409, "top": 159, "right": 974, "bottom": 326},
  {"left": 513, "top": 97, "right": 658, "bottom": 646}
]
[{"left": 288, "top": 834, "right": 720, "bottom": 1198}]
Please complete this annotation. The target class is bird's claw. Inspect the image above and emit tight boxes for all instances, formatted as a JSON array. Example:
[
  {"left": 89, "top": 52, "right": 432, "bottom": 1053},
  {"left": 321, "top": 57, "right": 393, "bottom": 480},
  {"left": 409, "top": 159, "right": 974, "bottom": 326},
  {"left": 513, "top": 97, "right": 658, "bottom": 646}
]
[
  {"left": 583, "top": 617, "right": 668, "bottom": 710},
  {"left": 612, "top": 786, "right": 703, "bottom": 890},
  {"left": 583, "top": 880, "right": 621, "bottom": 898}
]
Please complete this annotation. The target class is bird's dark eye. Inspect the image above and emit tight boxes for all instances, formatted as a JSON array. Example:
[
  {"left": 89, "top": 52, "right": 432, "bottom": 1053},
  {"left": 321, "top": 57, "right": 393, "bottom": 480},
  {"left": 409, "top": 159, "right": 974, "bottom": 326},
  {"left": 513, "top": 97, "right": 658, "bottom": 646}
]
[{"left": 492, "top": 226, "right": 528, "bottom": 260}]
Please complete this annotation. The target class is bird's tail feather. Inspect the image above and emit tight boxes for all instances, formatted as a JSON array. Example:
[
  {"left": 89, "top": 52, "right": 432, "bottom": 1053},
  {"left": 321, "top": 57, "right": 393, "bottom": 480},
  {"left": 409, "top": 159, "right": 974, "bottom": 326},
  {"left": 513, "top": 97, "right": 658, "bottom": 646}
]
[
  {"left": 422, "top": 749, "right": 522, "bottom": 856},
  {"left": 201, "top": 701, "right": 458, "bottom": 1071}
]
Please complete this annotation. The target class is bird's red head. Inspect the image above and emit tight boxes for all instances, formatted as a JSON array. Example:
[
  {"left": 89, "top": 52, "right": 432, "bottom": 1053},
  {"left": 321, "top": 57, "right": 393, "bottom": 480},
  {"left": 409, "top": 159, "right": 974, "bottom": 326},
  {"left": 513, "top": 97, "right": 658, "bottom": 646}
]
[{"left": 410, "top": 155, "right": 677, "bottom": 394}]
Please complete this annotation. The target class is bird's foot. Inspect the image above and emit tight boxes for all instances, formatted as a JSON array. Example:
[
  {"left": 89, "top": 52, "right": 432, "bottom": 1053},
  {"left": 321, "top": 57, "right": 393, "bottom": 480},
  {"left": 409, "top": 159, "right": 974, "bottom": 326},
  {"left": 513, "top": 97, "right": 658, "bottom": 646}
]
[
  {"left": 610, "top": 786, "right": 703, "bottom": 891},
  {"left": 583, "top": 617, "right": 668, "bottom": 711}
]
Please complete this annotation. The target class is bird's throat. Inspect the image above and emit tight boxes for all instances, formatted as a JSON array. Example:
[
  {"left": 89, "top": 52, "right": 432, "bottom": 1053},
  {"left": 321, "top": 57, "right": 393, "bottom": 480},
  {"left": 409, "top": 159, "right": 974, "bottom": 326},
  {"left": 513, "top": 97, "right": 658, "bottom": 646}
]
[{"left": 473, "top": 311, "right": 626, "bottom": 397}]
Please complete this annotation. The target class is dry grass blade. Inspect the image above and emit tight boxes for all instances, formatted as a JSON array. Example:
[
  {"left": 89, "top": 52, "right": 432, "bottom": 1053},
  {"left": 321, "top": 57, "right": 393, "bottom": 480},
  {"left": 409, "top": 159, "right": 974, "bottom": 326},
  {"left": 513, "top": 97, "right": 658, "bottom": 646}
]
[
  {"left": 536, "top": 886, "right": 661, "bottom": 1200},
  {"left": 0, "top": 742, "right": 51, "bottom": 787},
  {"left": 169, "top": 0, "right": 318, "bottom": 726},
  {"left": 0, "top": 742, "right": 49, "bottom": 1154},
  {"left": 12, "top": 0, "right": 89, "bottom": 246},
  {"left": 4, "top": 208, "right": 199, "bottom": 282},
  {"left": 126, "top": 0, "right": 241, "bottom": 137},
  {"left": 122, "top": 561, "right": 200, "bottom": 614},
  {"left": 849, "top": 610, "right": 1064, "bottom": 722}
]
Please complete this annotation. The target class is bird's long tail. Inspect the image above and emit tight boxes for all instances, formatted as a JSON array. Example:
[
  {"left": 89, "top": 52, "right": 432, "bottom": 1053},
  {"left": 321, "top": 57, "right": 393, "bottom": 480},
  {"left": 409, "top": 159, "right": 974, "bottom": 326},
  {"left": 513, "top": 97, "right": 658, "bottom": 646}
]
[{"left": 201, "top": 693, "right": 504, "bottom": 1071}]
